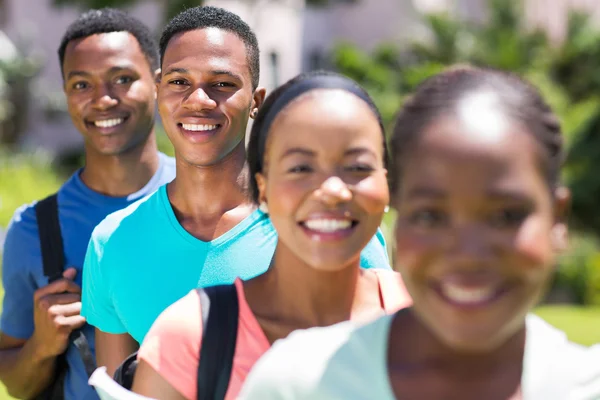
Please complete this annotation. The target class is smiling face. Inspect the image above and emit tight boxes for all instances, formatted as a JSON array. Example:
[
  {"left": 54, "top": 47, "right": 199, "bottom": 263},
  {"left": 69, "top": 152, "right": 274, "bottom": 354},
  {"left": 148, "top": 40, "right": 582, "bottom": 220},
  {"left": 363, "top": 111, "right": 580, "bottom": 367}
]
[
  {"left": 63, "top": 31, "right": 156, "bottom": 156},
  {"left": 392, "top": 92, "right": 568, "bottom": 352},
  {"left": 256, "top": 90, "right": 389, "bottom": 271},
  {"left": 157, "top": 27, "right": 263, "bottom": 167}
]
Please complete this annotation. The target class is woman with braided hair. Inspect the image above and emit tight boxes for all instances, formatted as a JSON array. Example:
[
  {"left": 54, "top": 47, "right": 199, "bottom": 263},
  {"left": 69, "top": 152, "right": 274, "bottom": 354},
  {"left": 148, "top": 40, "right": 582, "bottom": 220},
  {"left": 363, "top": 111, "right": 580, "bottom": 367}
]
[{"left": 239, "top": 66, "right": 600, "bottom": 400}]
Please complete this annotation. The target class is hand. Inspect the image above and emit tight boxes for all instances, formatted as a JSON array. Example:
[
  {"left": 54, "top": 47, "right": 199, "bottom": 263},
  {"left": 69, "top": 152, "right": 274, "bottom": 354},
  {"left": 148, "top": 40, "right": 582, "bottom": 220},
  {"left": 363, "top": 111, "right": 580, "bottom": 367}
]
[{"left": 31, "top": 268, "right": 86, "bottom": 359}]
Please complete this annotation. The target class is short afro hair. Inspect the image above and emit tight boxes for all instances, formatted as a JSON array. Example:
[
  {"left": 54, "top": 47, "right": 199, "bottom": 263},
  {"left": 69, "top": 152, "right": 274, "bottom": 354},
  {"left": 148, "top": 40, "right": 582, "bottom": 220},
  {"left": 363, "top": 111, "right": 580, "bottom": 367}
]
[
  {"left": 160, "top": 6, "right": 260, "bottom": 89},
  {"left": 58, "top": 8, "right": 159, "bottom": 77}
]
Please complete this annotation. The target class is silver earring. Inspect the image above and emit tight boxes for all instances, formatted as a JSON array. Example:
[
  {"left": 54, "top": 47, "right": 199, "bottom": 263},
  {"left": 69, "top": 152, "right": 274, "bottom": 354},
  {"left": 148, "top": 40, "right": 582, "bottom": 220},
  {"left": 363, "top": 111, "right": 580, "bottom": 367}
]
[
  {"left": 259, "top": 202, "right": 269, "bottom": 213},
  {"left": 384, "top": 205, "right": 390, "bottom": 213}
]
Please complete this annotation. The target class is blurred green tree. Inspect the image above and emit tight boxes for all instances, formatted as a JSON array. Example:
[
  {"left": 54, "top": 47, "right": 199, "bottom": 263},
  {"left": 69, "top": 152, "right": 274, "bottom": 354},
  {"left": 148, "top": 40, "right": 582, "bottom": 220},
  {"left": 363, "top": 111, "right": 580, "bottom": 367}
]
[{"left": 330, "top": 0, "right": 600, "bottom": 304}]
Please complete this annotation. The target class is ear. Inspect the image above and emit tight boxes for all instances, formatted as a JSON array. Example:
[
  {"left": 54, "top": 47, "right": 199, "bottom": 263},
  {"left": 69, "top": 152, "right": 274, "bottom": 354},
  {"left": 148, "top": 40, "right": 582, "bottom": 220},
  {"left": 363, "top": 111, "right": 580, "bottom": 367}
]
[
  {"left": 552, "top": 186, "right": 570, "bottom": 252},
  {"left": 250, "top": 87, "right": 267, "bottom": 120},
  {"left": 154, "top": 68, "right": 162, "bottom": 98},
  {"left": 255, "top": 172, "right": 268, "bottom": 205}
]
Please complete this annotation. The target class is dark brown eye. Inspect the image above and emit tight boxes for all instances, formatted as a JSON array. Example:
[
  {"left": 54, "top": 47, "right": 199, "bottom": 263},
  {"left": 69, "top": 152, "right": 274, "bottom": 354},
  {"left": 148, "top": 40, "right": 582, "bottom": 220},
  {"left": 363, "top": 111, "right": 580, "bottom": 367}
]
[
  {"left": 408, "top": 209, "right": 448, "bottom": 228},
  {"left": 489, "top": 207, "right": 529, "bottom": 228}
]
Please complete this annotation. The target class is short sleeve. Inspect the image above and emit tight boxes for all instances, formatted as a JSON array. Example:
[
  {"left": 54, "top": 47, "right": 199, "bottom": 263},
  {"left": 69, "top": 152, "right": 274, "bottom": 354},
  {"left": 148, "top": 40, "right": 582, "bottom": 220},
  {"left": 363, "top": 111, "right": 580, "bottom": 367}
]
[
  {"left": 137, "top": 290, "right": 202, "bottom": 400},
  {"left": 359, "top": 228, "right": 391, "bottom": 270},
  {"left": 0, "top": 206, "right": 39, "bottom": 339},
  {"left": 239, "top": 334, "right": 311, "bottom": 400},
  {"left": 80, "top": 227, "right": 126, "bottom": 334}
]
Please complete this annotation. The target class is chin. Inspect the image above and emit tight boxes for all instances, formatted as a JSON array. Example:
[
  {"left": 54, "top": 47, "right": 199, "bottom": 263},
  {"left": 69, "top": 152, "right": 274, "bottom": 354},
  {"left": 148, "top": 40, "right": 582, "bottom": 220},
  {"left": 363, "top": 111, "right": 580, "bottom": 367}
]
[
  {"left": 303, "top": 256, "right": 359, "bottom": 273},
  {"left": 434, "top": 325, "right": 517, "bottom": 354}
]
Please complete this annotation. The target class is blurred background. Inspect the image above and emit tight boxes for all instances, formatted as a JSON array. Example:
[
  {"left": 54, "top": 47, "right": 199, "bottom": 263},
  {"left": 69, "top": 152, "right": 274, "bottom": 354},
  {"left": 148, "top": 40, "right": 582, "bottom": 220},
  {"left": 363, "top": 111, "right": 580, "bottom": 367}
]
[{"left": 1, "top": 0, "right": 600, "bottom": 396}]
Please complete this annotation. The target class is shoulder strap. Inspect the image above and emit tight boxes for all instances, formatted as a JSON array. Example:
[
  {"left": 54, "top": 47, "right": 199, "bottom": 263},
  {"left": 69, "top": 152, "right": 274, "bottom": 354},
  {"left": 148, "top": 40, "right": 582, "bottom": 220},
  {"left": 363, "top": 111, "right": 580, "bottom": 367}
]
[
  {"left": 34, "top": 194, "right": 65, "bottom": 283},
  {"left": 196, "top": 284, "right": 240, "bottom": 400},
  {"left": 34, "top": 193, "right": 97, "bottom": 380}
]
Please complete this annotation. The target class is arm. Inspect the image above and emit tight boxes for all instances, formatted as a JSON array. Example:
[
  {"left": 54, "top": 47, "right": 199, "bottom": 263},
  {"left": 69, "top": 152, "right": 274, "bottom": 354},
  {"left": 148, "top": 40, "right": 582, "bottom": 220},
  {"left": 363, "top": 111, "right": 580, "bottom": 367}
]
[
  {"left": 0, "top": 333, "right": 54, "bottom": 399},
  {"left": 81, "top": 231, "right": 133, "bottom": 376},
  {"left": 0, "top": 214, "right": 84, "bottom": 399},
  {"left": 0, "top": 270, "right": 85, "bottom": 398},
  {"left": 132, "top": 360, "right": 187, "bottom": 400},
  {"left": 95, "top": 330, "right": 138, "bottom": 377},
  {"left": 132, "top": 291, "right": 200, "bottom": 400}
]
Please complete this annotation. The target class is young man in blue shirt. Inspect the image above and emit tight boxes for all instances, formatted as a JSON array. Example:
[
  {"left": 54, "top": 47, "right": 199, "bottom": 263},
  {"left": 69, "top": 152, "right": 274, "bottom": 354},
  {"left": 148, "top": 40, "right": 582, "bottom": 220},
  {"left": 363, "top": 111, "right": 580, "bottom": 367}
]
[
  {"left": 82, "top": 6, "right": 391, "bottom": 376},
  {"left": 0, "top": 9, "right": 175, "bottom": 399}
]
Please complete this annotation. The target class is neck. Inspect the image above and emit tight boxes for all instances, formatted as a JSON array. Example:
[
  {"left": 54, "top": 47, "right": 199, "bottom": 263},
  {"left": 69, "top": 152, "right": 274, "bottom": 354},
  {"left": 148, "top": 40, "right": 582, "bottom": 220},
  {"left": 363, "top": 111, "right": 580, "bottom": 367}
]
[
  {"left": 80, "top": 131, "right": 160, "bottom": 197},
  {"left": 391, "top": 309, "right": 526, "bottom": 378},
  {"left": 246, "top": 241, "right": 370, "bottom": 328},
  {"left": 167, "top": 142, "right": 250, "bottom": 218}
]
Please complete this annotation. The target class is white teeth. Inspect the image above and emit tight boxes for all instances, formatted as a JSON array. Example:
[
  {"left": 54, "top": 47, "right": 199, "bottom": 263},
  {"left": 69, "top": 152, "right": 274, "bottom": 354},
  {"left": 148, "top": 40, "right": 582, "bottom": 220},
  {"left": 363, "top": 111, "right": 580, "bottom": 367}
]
[
  {"left": 304, "top": 219, "right": 352, "bottom": 233},
  {"left": 182, "top": 124, "right": 218, "bottom": 132},
  {"left": 440, "top": 283, "right": 495, "bottom": 305},
  {"left": 94, "top": 118, "right": 124, "bottom": 128}
]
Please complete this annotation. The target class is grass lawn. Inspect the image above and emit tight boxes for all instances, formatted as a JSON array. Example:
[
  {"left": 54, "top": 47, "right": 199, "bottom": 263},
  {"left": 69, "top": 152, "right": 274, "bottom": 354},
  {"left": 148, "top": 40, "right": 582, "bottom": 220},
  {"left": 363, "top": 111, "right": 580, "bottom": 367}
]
[{"left": 534, "top": 305, "right": 600, "bottom": 346}]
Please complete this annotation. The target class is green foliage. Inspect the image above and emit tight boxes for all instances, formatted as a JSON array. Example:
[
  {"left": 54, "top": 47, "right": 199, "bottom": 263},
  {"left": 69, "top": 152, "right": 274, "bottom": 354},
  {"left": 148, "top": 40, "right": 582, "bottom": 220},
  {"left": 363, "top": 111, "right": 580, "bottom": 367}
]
[
  {"left": 0, "top": 38, "right": 43, "bottom": 147},
  {"left": 331, "top": 0, "right": 600, "bottom": 305},
  {"left": 155, "top": 125, "right": 175, "bottom": 157},
  {"left": 0, "top": 150, "right": 62, "bottom": 228},
  {"left": 554, "top": 234, "right": 600, "bottom": 305}
]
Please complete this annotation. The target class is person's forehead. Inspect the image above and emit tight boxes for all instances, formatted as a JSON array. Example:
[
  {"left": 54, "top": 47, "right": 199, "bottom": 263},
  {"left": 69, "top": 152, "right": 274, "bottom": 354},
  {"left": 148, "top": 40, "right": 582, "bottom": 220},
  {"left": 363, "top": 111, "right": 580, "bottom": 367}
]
[
  {"left": 163, "top": 27, "right": 248, "bottom": 66},
  {"left": 63, "top": 31, "right": 149, "bottom": 74},
  {"left": 67, "top": 31, "right": 140, "bottom": 55},
  {"left": 269, "top": 91, "right": 382, "bottom": 150}
]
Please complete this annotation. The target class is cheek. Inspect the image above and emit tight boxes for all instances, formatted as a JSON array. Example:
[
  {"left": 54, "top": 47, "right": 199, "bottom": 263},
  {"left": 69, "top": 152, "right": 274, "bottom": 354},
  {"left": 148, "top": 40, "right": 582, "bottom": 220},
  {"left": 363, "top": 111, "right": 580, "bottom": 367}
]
[
  {"left": 223, "top": 92, "right": 252, "bottom": 121},
  {"left": 513, "top": 215, "right": 554, "bottom": 268},
  {"left": 394, "top": 225, "right": 440, "bottom": 273},
  {"left": 128, "top": 81, "right": 155, "bottom": 109},
  {"left": 158, "top": 97, "right": 176, "bottom": 122},
  {"left": 353, "top": 173, "right": 389, "bottom": 213},
  {"left": 266, "top": 177, "right": 310, "bottom": 215},
  {"left": 66, "top": 97, "right": 86, "bottom": 123}
]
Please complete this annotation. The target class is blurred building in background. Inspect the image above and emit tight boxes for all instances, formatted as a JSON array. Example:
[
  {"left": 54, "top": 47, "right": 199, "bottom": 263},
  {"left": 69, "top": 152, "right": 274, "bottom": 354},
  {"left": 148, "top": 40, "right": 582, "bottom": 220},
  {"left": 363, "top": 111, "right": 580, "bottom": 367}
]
[{"left": 1, "top": 0, "right": 600, "bottom": 154}]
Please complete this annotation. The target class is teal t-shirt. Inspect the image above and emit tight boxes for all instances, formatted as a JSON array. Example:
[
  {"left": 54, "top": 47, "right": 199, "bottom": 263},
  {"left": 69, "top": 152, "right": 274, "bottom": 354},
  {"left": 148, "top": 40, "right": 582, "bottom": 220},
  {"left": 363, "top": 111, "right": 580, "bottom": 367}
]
[{"left": 81, "top": 184, "right": 391, "bottom": 343}]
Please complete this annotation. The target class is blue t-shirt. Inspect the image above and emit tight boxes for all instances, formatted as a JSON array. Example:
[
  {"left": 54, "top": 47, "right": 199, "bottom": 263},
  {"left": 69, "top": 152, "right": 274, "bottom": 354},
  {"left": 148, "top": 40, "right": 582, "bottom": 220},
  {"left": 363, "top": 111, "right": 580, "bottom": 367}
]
[
  {"left": 81, "top": 184, "right": 391, "bottom": 344},
  {"left": 0, "top": 153, "right": 175, "bottom": 400}
]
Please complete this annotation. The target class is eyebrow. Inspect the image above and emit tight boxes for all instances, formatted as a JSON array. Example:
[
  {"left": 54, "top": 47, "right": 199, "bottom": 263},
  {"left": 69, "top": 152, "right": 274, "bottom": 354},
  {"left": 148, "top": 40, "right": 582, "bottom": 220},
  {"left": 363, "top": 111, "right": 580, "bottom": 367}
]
[
  {"left": 344, "top": 147, "right": 378, "bottom": 157},
  {"left": 162, "top": 67, "right": 188, "bottom": 77},
  {"left": 210, "top": 70, "right": 243, "bottom": 81},
  {"left": 405, "top": 187, "right": 447, "bottom": 200},
  {"left": 405, "top": 186, "right": 534, "bottom": 202},
  {"left": 66, "top": 70, "right": 90, "bottom": 80},
  {"left": 279, "top": 147, "right": 315, "bottom": 161},
  {"left": 66, "top": 65, "right": 135, "bottom": 80},
  {"left": 162, "top": 68, "right": 243, "bottom": 82},
  {"left": 486, "top": 189, "right": 533, "bottom": 202}
]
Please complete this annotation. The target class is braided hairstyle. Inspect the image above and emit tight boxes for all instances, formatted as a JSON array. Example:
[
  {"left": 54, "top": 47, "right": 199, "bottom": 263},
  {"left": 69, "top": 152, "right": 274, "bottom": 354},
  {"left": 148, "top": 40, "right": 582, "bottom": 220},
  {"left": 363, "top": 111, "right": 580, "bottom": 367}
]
[{"left": 389, "top": 65, "right": 564, "bottom": 197}]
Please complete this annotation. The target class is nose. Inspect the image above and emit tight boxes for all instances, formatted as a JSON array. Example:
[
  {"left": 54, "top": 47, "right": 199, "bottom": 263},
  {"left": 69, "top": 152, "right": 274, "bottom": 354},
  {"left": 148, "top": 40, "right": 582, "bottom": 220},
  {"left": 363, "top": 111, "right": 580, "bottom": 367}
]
[
  {"left": 183, "top": 87, "right": 217, "bottom": 111},
  {"left": 448, "top": 224, "right": 493, "bottom": 267},
  {"left": 91, "top": 85, "right": 118, "bottom": 111},
  {"left": 315, "top": 176, "right": 353, "bottom": 206}
]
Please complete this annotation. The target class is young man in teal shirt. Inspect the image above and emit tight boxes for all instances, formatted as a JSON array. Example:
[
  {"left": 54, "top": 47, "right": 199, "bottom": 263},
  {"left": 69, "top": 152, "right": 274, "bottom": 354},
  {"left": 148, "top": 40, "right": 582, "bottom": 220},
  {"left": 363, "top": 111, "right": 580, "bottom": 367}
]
[{"left": 81, "top": 6, "right": 391, "bottom": 376}]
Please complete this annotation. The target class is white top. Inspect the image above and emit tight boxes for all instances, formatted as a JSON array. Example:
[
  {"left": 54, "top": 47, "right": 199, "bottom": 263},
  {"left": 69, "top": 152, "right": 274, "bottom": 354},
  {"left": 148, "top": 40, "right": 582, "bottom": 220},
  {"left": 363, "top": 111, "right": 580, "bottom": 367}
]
[{"left": 239, "top": 313, "right": 600, "bottom": 400}]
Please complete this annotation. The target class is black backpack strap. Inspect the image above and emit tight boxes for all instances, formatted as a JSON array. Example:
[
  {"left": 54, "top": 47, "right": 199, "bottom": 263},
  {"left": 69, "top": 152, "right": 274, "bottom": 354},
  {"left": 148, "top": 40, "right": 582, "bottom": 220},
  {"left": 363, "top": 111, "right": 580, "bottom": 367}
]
[
  {"left": 34, "top": 193, "right": 97, "bottom": 382},
  {"left": 113, "top": 350, "right": 139, "bottom": 389},
  {"left": 72, "top": 330, "right": 96, "bottom": 377},
  {"left": 35, "top": 194, "right": 65, "bottom": 283},
  {"left": 196, "top": 284, "right": 239, "bottom": 400}
]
